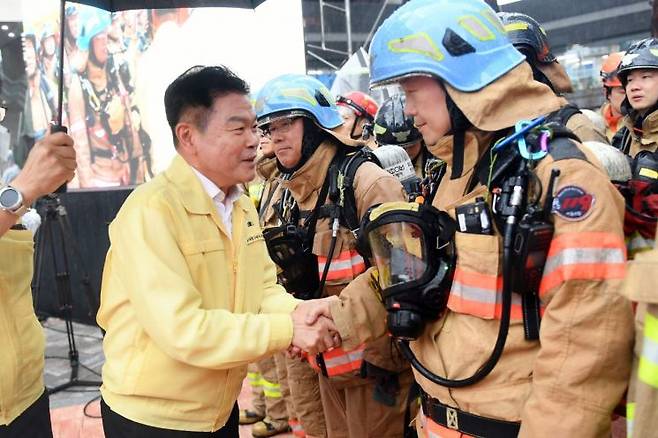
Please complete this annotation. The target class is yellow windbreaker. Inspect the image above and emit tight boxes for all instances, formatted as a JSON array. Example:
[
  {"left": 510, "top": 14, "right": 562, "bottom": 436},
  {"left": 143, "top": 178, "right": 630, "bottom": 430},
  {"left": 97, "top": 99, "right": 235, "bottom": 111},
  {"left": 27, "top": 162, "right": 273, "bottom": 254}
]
[
  {"left": 97, "top": 155, "right": 300, "bottom": 432},
  {"left": 0, "top": 229, "right": 45, "bottom": 425}
]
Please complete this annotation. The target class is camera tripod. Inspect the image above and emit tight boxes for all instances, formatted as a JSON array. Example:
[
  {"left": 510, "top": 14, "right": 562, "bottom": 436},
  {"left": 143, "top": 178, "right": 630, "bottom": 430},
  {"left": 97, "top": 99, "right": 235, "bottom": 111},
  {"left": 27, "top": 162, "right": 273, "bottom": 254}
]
[{"left": 32, "top": 194, "right": 101, "bottom": 394}]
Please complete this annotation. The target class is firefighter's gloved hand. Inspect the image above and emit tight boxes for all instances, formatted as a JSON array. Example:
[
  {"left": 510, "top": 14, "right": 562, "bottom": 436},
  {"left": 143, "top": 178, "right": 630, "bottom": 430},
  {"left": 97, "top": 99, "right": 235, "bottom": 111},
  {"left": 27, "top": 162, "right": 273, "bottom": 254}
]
[{"left": 106, "top": 95, "right": 125, "bottom": 135}]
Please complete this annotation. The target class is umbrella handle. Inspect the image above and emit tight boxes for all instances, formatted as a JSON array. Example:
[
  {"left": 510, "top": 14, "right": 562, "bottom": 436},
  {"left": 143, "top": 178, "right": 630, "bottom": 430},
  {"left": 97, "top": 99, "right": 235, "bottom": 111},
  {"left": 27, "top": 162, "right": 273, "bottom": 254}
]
[{"left": 56, "top": 0, "right": 67, "bottom": 127}]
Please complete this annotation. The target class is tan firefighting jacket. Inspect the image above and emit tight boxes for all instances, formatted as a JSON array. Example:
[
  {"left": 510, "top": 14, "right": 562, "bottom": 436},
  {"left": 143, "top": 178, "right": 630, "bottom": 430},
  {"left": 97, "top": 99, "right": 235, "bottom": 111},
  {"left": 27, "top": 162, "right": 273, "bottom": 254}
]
[
  {"left": 330, "top": 62, "right": 634, "bottom": 437},
  {"left": 623, "top": 237, "right": 658, "bottom": 438},
  {"left": 262, "top": 137, "right": 409, "bottom": 383},
  {"left": 562, "top": 105, "right": 609, "bottom": 144},
  {"left": 249, "top": 154, "right": 279, "bottom": 217},
  {"left": 622, "top": 108, "right": 658, "bottom": 158}
]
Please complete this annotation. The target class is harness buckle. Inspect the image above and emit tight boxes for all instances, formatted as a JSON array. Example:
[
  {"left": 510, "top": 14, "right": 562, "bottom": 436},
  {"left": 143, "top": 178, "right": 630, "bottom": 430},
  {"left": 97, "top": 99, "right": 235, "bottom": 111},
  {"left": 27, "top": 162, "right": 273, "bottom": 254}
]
[{"left": 446, "top": 407, "right": 459, "bottom": 430}]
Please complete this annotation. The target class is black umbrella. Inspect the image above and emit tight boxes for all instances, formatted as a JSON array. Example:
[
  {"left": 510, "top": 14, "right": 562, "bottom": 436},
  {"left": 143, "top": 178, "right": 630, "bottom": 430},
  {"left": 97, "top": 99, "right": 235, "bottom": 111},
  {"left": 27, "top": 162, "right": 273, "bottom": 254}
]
[{"left": 54, "top": 0, "right": 267, "bottom": 128}]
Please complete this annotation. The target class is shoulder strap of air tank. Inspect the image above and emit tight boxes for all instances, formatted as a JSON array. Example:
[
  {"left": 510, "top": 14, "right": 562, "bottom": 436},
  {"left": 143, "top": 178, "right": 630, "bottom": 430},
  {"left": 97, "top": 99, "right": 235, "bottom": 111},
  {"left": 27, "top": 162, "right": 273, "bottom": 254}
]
[{"left": 340, "top": 147, "right": 380, "bottom": 233}]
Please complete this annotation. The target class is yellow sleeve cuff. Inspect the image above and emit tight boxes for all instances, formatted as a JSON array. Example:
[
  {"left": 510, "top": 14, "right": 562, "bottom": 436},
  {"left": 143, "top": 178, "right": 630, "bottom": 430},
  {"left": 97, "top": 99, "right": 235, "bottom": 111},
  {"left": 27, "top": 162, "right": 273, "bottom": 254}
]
[{"left": 266, "top": 313, "right": 294, "bottom": 352}]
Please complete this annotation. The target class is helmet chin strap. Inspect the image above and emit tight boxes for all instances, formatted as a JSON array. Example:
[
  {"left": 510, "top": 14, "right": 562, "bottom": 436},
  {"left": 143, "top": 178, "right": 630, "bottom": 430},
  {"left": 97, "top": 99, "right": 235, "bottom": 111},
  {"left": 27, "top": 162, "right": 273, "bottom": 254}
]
[
  {"left": 276, "top": 117, "right": 328, "bottom": 174},
  {"left": 445, "top": 91, "right": 471, "bottom": 180}
]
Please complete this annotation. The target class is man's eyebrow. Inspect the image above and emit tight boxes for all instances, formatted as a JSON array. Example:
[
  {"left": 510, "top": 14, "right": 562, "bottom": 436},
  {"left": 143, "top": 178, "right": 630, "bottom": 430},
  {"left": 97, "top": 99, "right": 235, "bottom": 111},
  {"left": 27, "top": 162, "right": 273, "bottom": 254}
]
[{"left": 226, "top": 115, "right": 256, "bottom": 124}]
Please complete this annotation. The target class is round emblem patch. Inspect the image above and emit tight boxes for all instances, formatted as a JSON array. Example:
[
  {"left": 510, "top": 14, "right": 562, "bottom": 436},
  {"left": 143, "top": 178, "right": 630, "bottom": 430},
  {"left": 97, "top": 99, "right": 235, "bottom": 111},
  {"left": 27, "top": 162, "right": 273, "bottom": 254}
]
[{"left": 551, "top": 185, "right": 595, "bottom": 221}]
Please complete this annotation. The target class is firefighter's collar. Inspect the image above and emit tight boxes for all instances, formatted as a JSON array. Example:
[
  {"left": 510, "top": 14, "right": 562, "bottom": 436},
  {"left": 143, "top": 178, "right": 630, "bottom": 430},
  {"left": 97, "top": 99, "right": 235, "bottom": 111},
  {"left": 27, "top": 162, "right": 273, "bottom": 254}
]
[{"left": 282, "top": 140, "right": 337, "bottom": 205}]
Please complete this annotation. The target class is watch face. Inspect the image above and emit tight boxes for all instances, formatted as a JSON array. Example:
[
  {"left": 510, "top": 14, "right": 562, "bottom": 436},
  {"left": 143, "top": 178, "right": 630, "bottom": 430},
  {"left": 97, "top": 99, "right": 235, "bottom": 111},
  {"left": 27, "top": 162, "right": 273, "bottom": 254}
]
[{"left": 0, "top": 188, "right": 19, "bottom": 208}]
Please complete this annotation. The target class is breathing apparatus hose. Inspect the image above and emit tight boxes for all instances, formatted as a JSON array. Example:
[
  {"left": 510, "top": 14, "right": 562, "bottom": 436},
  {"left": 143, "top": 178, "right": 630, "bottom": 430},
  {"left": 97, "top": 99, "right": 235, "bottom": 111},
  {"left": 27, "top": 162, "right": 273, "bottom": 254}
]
[
  {"left": 396, "top": 189, "right": 518, "bottom": 388},
  {"left": 316, "top": 220, "right": 339, "bottom": 299}
]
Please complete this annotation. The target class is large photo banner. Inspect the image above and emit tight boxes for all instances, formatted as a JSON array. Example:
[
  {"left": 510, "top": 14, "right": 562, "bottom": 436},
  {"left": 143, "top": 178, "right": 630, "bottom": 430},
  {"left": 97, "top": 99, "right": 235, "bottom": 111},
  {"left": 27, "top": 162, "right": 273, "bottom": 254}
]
[{"left": 20, "top": 0, "right": 305, "bottom": 189}]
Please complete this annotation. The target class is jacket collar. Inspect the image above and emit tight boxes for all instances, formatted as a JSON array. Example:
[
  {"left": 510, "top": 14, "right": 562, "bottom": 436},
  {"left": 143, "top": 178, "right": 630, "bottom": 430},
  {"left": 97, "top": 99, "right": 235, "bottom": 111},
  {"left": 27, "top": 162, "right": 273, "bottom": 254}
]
[
  {"left": 445, "top": 62, "right": 563, "bottom": 132},
  {"left": 282, "top": 140, "right": 337, "bottom": 205},
  {"left": 256, "top": 155, "right": 278, "bottom": 181},
  {"left": 427, "top": 129, "right": 494, "bottom": 177},
  {"left": 164, "top": 155, "right": 250, "bottom": 216},
  {"left": 623, "top": 107, "right": 658, "bottom": 146},
  {"left": 603, "top": 103, "right": 622, "bottom": 132}
]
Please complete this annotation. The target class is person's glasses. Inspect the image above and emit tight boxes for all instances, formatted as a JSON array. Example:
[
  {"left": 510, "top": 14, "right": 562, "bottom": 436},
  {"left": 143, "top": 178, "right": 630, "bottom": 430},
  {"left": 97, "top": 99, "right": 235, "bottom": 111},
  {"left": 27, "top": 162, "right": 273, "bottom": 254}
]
[
  {"left": 0, "top": 106, "right": 6, "bottom": 123},
  {"left": 262, "top": 118, "right": 297, "bottom": 138}
]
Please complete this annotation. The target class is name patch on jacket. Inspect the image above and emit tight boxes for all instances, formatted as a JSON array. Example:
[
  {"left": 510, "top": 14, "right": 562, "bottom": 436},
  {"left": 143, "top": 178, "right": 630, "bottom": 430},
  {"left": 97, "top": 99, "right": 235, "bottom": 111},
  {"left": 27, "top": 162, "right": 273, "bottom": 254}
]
[
  {"left": 552, "top": 185, "right": 595, "bottom": 221},
  {"left": 246, "top": 233, "right": 264, "bottom": 245}
]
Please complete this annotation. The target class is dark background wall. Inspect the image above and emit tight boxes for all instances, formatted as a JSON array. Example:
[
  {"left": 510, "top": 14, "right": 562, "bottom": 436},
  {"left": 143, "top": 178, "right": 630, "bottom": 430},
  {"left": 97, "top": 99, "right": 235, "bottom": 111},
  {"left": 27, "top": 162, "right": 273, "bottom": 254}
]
[{"left": 33, "top": 188, "right": 132, "bottom": 325}]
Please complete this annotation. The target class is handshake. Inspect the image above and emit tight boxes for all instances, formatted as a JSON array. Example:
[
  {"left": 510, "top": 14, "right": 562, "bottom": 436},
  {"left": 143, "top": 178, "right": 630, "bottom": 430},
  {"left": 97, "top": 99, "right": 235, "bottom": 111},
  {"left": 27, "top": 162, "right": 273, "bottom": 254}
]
[{"left": 288, "top": 296, "right": 341, "bottom": 357}]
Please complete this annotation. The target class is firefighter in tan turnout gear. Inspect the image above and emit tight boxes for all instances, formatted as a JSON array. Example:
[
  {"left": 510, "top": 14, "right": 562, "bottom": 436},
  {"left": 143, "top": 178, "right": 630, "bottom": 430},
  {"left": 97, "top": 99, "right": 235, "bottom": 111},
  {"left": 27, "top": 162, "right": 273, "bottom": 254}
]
[
  {"left": 255, "top": 74, "right": 417, "bottom": 438},
  {"left": 498, "top": 11, "right": 608, "bottom": 144},
  {"left": 313, "top": 1, "right": 635, "bottom": 436}
]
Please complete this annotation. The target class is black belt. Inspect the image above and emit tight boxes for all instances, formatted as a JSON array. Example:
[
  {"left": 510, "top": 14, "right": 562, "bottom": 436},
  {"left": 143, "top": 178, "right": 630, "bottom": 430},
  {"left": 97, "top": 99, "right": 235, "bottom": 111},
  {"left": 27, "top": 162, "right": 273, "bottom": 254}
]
[{"left": 420, "top": 390, "right": 520, "bottom": 437}]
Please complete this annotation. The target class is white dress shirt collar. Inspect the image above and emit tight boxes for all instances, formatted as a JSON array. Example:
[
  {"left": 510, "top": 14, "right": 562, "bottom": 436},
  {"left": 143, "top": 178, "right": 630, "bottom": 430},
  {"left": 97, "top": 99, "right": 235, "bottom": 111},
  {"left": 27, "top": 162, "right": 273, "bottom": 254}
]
[{"left": 191, "top": 167, "right": 243, "bottom": 238}]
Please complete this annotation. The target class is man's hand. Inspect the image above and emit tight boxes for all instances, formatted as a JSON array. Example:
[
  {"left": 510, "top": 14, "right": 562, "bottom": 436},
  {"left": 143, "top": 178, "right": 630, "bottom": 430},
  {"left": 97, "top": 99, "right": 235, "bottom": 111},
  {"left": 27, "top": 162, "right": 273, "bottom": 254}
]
[
  {"left": 290, "top": 296, "right": 341, "bottom": 355},
  {"left": 297, "top": 295, "right": 340, "bottom": 325},
  {"left": 11, "top": 131, "right": 77, "bottom": 204}
]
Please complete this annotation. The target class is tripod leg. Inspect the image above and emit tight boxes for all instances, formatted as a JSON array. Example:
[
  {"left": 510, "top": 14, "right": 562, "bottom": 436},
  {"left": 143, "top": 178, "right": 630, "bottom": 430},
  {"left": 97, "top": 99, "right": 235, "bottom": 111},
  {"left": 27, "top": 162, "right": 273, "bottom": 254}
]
[
  {"left": 51, "top": 214, "right": 81, "bottom": 381},
  {"left": 57, "top": 205, "right": 99, "bottom": 317},
  {"left": 39, "top": 197, "right": 101, "bottom": 395},
  {"left": 31, "top": 214, "right": 50, "bottom": 319}
]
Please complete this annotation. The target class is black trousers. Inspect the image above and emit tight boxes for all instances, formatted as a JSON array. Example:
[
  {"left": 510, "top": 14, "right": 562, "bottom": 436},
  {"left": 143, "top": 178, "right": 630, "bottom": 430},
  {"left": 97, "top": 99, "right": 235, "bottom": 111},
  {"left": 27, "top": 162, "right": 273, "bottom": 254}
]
[
  {"left": 101, "top": 398, "right": 239, "bottom": 438},
  {"left": 0, "top": 389, "right": 53, "bottom": 438}
]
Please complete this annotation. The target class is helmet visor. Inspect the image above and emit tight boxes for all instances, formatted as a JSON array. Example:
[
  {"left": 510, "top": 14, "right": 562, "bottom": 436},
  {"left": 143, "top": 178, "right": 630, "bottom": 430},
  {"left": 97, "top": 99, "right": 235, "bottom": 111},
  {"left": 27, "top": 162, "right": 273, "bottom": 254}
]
[{"left": 368, "top": 221, "right": 429, "bottom": 289}]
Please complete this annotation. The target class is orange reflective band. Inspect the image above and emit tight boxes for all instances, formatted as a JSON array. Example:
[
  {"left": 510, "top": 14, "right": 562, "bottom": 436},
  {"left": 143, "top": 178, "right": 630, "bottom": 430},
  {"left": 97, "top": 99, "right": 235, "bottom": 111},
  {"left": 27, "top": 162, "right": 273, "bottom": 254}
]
[
  {"left": 289, "top": 419, "right": 305, "bottom": 437},
  {"left": 447, "top": 268, "right": 525, "bottom": 320},
  {"left": 317, "top": 249, "right": 366, "bottom": 281},
  {"left": 420, "top": 407, "right": 474, "bottom": 438},
  {"left": 308, "top": 344, "right": 365, "bottom": 376},
  {"left": 539, "top": 232, "right": 626, "bottom": 297}
]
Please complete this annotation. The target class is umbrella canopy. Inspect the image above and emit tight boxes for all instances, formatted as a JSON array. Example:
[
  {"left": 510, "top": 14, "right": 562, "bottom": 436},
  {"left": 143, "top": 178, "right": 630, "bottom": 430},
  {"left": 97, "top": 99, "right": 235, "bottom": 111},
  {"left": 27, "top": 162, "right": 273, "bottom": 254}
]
[{"left": 71, "top": 0, "right": 267, "bottom": 12}]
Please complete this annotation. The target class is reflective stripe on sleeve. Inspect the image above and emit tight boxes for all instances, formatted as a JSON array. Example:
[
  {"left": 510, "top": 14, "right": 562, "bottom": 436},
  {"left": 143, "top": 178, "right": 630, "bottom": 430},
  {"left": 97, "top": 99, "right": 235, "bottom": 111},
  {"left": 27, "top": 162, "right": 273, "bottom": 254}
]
[
  {"left": 539, "top": 232, "right": 626, "bottom": 297},
  {"left": 308, "top": 344, "right": 365, "bottom": 376}
]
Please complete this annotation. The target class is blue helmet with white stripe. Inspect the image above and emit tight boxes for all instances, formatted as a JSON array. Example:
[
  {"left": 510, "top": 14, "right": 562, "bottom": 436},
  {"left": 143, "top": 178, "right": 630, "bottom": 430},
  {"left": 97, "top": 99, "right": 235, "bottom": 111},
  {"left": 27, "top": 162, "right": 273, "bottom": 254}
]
[
  {"left": 369, "top": 0, "right": 525, "bottom": 91},
  {"left": 255, "top": 74, "right": 343, "bottom": 129}
]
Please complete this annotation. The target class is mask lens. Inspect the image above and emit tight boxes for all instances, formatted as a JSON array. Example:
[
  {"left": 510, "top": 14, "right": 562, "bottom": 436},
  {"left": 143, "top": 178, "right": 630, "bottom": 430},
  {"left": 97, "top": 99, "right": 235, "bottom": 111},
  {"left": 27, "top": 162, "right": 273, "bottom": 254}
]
[{"left": 368, "top": 221, "right": 428, "bottom": 289}]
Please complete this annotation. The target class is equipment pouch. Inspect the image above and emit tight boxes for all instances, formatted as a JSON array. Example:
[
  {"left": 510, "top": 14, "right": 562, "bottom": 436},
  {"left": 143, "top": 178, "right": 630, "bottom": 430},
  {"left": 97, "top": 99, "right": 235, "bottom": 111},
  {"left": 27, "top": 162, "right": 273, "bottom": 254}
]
[{"left": 263, "top": 224, "right": 320, "bottom": 299}]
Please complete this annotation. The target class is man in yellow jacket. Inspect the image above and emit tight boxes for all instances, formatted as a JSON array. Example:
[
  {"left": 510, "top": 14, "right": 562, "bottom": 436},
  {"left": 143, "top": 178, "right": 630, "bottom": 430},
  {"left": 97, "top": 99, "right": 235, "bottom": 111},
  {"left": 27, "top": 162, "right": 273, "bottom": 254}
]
[
  {"left": 97, "top": 65, "right": 339, "bottom": 438},
  {"left": 0, "top": 122, "right": 77, "bottom": 437}
]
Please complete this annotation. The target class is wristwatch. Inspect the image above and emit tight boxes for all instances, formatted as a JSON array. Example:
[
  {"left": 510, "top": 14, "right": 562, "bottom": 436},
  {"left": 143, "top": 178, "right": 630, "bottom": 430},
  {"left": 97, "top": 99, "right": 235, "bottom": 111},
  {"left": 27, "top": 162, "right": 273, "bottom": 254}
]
[{"left": 0, "top": 185, "right": 28, "bottom": 216}]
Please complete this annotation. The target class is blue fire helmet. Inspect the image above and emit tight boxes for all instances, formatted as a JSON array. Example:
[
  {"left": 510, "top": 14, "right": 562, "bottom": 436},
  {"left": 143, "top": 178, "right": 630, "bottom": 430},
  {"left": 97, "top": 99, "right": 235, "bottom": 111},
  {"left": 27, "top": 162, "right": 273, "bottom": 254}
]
[
  {"left": 255, "top": 74, "right": 343, "bottom": 129},
  {"left": 368, "top": 0, "right": 525, "bottom": 92},
  {"left": 77, "top": 11, "right": 111, "bottom": 51}
]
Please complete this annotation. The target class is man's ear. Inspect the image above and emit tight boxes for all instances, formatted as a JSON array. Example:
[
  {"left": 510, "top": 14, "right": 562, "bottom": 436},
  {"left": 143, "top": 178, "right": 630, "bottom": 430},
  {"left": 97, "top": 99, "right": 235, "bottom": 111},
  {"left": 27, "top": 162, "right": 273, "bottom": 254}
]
[{"left": 175, "top": 122, "right": 196, "bottom": 155}]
